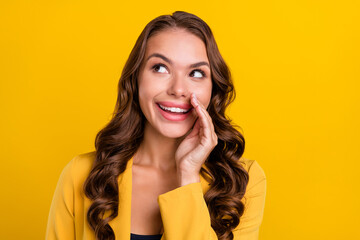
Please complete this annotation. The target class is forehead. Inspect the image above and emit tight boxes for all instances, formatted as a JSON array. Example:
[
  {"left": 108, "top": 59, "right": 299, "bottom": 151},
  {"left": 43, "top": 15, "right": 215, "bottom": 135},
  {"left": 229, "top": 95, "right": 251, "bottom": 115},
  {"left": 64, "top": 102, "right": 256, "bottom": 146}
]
[{"left": 144, "top": 29, "right": 209, "bottom": 66}]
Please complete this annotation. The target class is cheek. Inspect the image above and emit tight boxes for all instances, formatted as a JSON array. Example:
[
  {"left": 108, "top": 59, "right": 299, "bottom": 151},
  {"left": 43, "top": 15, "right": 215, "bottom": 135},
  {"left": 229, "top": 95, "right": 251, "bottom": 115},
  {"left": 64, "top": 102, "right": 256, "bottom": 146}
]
[
  {"left": 138, "top": 88, "right": 152, "bottom": 109},
  {"left": 138, "top": 79, "right": 151, "bottom": 112},
  {"left": 138, "top": 74, "right": 151, "bottom": 97},
  {"left": 138, "top": 76, "right": 162, "bottom": 105},
  {"left": 196, "top": 82, "right": 212, "bottom": 108}
]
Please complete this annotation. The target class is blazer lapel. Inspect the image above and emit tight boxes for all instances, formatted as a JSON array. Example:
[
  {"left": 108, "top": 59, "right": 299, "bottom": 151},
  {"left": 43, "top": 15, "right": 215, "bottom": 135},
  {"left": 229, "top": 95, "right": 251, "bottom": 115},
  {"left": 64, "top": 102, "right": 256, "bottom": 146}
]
[{"left": 109, "top": 156, "right": 133, "bottom": 240}]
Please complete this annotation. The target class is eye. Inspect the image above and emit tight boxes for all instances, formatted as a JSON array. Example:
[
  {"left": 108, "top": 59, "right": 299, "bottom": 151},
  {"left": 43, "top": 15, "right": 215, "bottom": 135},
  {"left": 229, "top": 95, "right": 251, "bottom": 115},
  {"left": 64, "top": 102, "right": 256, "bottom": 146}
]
[
  {"left": 152, "top": 63, "right": 168, "bottom": 74},
  {"left": 191, "top": 69, "right": 206, "bottom": 78}
]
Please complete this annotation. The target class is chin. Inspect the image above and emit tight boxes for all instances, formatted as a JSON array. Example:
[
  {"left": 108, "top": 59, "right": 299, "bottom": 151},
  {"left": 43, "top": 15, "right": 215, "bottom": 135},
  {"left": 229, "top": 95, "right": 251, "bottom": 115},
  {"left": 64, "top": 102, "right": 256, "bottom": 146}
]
[{"left": 160, "top": 126, "right": 191, "bottom": 139}]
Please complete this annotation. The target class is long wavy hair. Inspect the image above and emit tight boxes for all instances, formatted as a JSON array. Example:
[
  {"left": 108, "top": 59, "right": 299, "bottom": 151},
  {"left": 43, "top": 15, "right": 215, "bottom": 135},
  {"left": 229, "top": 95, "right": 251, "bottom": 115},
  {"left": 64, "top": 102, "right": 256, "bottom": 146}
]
[{"left": 83, "top": 10, "right": 249, "bottom": 240}]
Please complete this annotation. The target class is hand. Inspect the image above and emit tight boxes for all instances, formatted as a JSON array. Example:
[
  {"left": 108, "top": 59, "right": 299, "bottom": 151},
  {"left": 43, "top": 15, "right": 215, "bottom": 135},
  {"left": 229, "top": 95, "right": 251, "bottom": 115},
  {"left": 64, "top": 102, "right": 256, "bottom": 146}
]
[{"left": 175, "top": 93, "right": 218, "bottom": 176}]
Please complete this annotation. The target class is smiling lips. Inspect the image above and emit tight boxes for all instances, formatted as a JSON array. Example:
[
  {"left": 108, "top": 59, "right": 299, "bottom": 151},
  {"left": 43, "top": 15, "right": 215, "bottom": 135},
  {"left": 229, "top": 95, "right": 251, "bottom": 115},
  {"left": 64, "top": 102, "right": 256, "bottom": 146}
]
[{"left": 156, "top": 101, "right": 193, "bottom": 121}]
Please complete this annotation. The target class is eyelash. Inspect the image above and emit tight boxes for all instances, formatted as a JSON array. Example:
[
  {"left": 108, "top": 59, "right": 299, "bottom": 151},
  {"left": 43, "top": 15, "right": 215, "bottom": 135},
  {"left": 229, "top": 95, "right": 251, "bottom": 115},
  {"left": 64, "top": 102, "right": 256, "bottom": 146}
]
[{"left": 151, "top": 63, "right": 207, "bottom": 78}]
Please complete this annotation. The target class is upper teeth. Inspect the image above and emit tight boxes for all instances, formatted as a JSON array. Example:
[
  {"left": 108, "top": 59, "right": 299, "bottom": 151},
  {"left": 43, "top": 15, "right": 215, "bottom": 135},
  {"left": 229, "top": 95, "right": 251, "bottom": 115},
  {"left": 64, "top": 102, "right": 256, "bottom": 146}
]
[{"left": 159, "top": 104, "right": 190, "bottom": 113}]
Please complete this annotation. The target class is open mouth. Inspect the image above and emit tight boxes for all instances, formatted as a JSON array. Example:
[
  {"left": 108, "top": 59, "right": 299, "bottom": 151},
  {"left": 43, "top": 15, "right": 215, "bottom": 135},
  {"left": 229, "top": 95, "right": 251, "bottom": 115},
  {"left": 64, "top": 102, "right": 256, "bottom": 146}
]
[
  {"left": 156, "top": 103, "right": 193, "bottom": 121},
  {"left": 156, "top": 103, "right": 192, "bottom": 114}
]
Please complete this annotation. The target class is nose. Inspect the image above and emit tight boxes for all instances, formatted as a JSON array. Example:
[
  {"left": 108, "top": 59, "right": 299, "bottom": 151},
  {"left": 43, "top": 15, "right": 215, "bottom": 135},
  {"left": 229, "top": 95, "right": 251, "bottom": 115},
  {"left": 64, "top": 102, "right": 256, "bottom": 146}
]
[{"left": 167, "top": 73, "right": 189, "bottom": 98}]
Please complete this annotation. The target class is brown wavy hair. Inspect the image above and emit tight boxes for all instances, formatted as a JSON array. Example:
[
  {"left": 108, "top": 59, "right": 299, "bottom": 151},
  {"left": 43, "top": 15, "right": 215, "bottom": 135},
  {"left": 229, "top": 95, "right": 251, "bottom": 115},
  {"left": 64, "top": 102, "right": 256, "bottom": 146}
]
[{"left": 83, "top": 10, "right": 249, "bottom": 240}]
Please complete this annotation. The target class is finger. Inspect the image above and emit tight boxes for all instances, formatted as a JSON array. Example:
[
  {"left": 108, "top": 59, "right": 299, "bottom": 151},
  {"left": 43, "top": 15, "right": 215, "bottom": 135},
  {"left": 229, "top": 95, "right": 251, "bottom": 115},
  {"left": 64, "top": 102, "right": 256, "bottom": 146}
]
[
  {"left": 200, "top": 107, "right": 216, "bottom": 141},
  {"left": 191, "top": 94, "right": 212, "bottom": 141},
  {"left": 192, "top": 94, "right": 214, "bottom": 135},
  {"left": 201, "top": 106, "right": 215, "bottom": 133},
  {"left": 195, "top": 99, "right": 217, "bottom": 147},
  {"left": 191, "top": 94, "right": 215, "bottom": 134},
  {"left": 192, "top": 95, "right": 209, "bottom": 120}
]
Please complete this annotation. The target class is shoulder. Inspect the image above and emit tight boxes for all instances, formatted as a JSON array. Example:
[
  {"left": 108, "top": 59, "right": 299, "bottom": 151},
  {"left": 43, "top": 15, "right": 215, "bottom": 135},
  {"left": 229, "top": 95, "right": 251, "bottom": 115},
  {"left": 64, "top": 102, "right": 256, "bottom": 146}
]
[
  {"left": 238, "top": 157, "right": 266, "bottom": 180},
  {"left": 233, "top": 158, "right": 267, "bottom": 234},
  {"left": 71, "top": 150, "right": 96, "bottom": 172},
  {"left": 61, "top": 151, "right": 97, "bottom": 185},
  {"left": 238, "top": 157, "right": 266, "bottom": 194}
]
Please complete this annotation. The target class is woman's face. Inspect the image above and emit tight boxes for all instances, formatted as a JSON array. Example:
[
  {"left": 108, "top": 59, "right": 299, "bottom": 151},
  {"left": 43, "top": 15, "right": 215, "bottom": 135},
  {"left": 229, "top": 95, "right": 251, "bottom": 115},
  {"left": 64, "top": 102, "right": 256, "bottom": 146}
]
[{"left": 137, "top": 28, "right": 212, "bottom": 139}]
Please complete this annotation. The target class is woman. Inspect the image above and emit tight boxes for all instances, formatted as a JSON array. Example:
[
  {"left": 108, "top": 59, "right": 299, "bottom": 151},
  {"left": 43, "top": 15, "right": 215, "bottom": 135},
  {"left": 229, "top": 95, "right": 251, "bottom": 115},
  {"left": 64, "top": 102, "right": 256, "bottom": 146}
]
[{"left": 46, "top": 11, "right": 266, "bottom": 240}]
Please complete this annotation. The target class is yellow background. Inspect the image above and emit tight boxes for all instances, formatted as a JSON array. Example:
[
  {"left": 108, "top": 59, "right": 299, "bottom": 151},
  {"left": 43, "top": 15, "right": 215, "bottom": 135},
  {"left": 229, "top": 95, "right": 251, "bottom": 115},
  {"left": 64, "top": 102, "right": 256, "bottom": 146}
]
[{"left": 1, "top": 1, "right": 359, "bottom": 239}]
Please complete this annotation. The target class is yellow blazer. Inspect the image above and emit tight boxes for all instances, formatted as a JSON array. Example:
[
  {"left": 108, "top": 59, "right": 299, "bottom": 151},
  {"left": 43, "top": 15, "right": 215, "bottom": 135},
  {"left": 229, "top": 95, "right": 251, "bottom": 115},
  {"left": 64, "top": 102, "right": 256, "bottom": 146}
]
[{"left": 45, "top": 151, "right": 266, "bottom": 240}]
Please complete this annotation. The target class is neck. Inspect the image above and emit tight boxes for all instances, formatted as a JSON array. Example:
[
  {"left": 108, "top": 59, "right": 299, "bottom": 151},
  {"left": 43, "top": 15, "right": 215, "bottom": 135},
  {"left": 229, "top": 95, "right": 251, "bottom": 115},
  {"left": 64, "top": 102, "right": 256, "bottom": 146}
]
[{"left": 133, "top": 122, "right": 186, "bottom": 172}]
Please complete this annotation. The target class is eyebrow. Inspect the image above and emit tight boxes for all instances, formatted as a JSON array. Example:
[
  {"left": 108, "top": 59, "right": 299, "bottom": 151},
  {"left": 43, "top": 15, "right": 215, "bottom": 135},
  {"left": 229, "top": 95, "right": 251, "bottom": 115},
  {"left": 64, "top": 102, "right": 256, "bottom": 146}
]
[{"left": 146, "top": 53, "right": 210, "bottom": 69}]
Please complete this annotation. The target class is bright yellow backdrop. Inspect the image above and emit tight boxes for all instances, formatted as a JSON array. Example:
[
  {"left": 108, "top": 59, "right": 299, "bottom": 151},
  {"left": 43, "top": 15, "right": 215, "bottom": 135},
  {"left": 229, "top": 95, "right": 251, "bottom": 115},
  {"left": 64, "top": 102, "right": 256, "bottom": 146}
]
[{"left": 0, "top": 1, "right": 359, "bottom": 239}]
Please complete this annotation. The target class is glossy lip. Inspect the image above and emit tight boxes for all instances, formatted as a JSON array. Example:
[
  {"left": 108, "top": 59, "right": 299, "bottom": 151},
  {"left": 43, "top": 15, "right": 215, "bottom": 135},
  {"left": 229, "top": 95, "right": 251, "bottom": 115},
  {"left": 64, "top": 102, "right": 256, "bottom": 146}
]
[
  {"left": 156, "top": 101, "right": 192, "bottom": 110},
  {"left": 156, "top": 103, "right": 193, "bottom": 121}
]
